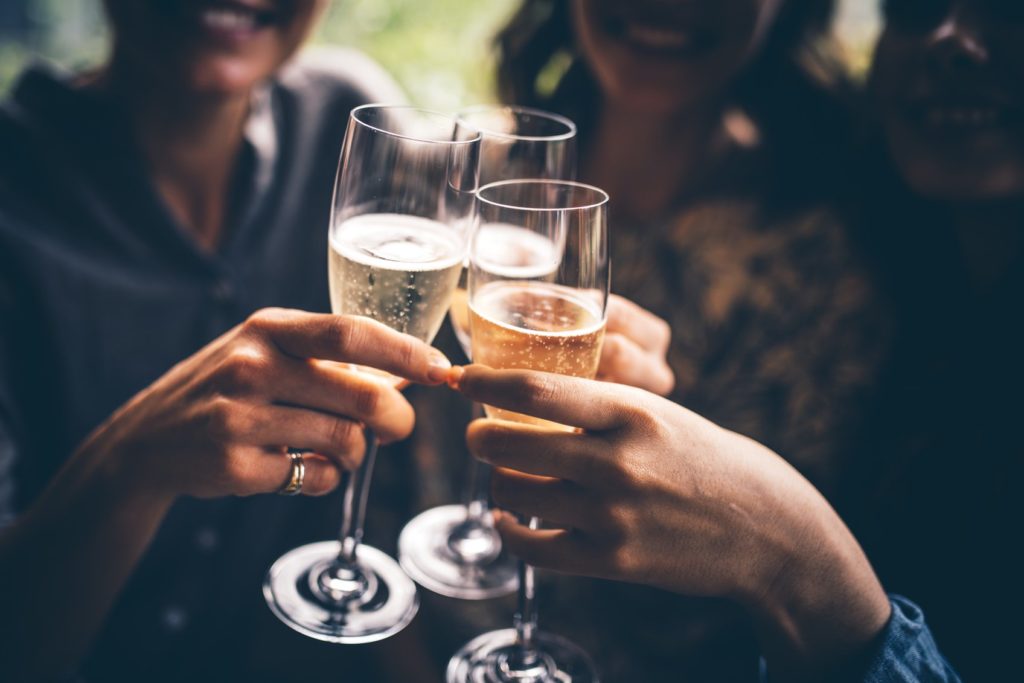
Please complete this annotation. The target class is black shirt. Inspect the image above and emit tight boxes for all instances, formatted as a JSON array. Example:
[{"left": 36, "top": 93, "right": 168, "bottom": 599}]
[{"left": 0, "top": 57, "right": 393, "bottom": 681}]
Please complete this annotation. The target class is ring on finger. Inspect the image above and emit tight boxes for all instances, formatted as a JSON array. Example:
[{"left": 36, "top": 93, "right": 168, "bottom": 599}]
[{"left": 278, "top": 449, "right": 306, "bottom": 496}]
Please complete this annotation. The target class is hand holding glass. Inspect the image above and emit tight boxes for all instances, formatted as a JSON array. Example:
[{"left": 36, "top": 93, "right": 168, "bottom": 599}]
[
  {"left": 263, "top": 105, "right": 479, "bottom": 643},
  {"left": 447, "top": 179, "right": 609, "bottom": 683}
]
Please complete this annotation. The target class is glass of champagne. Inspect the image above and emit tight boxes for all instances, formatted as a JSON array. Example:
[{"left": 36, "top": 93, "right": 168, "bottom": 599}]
[
  {"left": 447, "top": 179, "right": 609, "bottom": 682},
  {"left": 263, "top": 105, "right": 480, "bottom": 643},
  {"left": 399, "top": 106, "right": 577, "bottom": 600}
]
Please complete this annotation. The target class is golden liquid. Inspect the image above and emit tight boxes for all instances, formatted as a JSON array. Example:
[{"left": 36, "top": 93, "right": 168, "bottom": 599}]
[
  {"left": 329, "top": 213, "right": 464, "bottom": 343},
  {"left": 448, "top": 281, "right": 471, "bottom": 358},
  {"left": 469, "top": 280, "right": 605, "bottom": 429}
]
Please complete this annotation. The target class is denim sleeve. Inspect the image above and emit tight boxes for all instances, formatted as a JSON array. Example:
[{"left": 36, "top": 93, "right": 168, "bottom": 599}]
[{"left": 759, "top": 595, "right": 961, "bottom": 683}]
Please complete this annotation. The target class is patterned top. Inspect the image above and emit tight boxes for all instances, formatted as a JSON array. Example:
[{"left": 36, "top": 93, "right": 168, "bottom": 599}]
[{"left": 410, "top": 181, "right": 893, "bottom": 681}]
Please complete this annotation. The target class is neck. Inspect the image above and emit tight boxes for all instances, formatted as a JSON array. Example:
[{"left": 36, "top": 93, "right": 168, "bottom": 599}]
[
  {"left": 582, "top": 100, "right": 724, "bottom": 223},
  {"left": 950, "top": 200, "right": 1024, "bottom": 295},
  {"left": 97, "top": 54, "right": 251, "bottom": 252}
]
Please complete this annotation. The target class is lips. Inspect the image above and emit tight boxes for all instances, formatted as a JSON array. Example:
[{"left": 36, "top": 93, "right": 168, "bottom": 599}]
[
  {"left": 187, "top": 0, "right": 282, "bottom": 42},
  {"left": 605, "top": 17, "right": 716, "bottom": 58},
  {"left": 907, "top": 95, "right": 1020, "bottom": 135}
]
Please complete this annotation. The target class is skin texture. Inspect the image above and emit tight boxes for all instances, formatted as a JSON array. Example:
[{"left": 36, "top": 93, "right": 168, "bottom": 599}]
[
  {"left": 0, "top": 310, "right": 452, "bottom": 682},
  {"left": 450, "top": 364, "right": 891, "bottom": 681},
  {"left": 873, "top": 0, "right": 1024, "bottom": 201},
  {"left": 572, "top": 0, "right": 785, "bottom": 222},
  {"left": 571, "top": 0, "right": 783, "bottom": 113},
  {"left": 97, "top": 0, "right": 328, "bottom": 250}
]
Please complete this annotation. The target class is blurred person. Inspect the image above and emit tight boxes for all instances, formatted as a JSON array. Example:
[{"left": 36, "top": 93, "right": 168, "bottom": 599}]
[
  {"left": 0, "top": 1, "right": 443, "bottom": 681},
  {"left": 496, "top": 0, "right": 887, "bottom": 524},
  {"left": 0, "top": 2, "right": 674, "bottom": 680},
  {"left": 427, "top": 1, "right": 891, "bottom": 680},
  {"left": 839, "top": 0, "right": 1024, "bottom": 679},
  {"left": 449, "top": 0, "right": 1024, "bottom": 680}
]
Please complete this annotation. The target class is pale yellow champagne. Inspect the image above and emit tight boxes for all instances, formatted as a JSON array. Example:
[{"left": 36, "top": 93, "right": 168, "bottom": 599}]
[
  {"left": 329, "top": 213, "right": 464, "bottom": 345},
  {"left": 449, "top": 223, "right": 562, "bottom": 357},
  {"left": 469, "top": 280, "right": 605, "bottom": 429}
]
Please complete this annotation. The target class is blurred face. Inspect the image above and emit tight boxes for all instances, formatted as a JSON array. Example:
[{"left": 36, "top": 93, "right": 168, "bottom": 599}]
[
  {"left": 104, "top": 0, "right": 326, "bottom": 95},
  {"left": 873, "top": 0, "right": 1024, "bottom": 201},
  {"left": 571, "top": 0, "right": 784, "bottom": 114}
]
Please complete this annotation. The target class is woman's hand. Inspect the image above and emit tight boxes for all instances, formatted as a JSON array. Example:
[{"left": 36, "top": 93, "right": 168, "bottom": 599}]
[
  {"left": 596, "top": 295, "right": 674, "bottom": 395},
  {"left": 80, "top": 308, "right": 451, "bottom": 501},
  {"left": 449, "top": 364, "right": 891, "bottom": 680}
]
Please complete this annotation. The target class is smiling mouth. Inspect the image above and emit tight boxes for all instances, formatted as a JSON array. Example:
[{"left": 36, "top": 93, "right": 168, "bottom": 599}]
[
  {"left": 910, "top": 102, "right": 1018, "bottom": 133},
  {"left": 193, "top": 1, "right": 280, "bottom": 37},
  {"left": 604, "top": 16, "right": 716, "bottom": 58}
]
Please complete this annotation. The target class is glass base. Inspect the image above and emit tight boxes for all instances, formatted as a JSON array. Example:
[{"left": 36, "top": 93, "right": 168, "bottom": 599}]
[
  {"left": 447, "top": 628, "right": 598, "bottom": 683},
  {"left": 399, "top": 504, "right": 518, "bottom": 600},
  {"left": 263, "top": 540, "right": 419, "bottom": 644}
]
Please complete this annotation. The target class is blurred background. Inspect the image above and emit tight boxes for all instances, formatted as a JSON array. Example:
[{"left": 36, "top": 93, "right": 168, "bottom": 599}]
[{"left": 0, "top": 0, "right": 880, "bottom": 109}]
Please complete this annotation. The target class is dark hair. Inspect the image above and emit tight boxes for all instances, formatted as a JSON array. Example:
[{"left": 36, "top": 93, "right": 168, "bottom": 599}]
[{"left": 495, "top": 0, "right": 855, "bottom": 207}]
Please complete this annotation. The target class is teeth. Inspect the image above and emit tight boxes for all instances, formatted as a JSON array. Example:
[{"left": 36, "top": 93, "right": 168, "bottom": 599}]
[
  {"left": 625, "top": 23, "right": 694, "bottom": 50},
  {"left": 926, "top": 107, "right": 1000, "bottom": 127},
  {"left": 201, "top": 8, "right": 257, "bottom": 32}
]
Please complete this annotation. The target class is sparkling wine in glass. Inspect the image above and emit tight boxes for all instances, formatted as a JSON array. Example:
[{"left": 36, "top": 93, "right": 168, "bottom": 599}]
[
  {"left": 399, "top": 106, "right": 576, "bottom": 600},
  {"left": 447, "top": 179, "right": 609, "bottom": 683},
  {"left": 263, "top": 105, "right": 479, "bottom": 643}
]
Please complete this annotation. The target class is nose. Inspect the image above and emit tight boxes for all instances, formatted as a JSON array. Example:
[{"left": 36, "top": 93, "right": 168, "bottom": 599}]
[{"left": 927, "top": 12, "right": 989, "bottom": 73}]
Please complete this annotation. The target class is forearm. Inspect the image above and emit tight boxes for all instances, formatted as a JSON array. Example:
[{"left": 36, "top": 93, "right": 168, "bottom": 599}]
[{"left": 0, "top": 441, "right": 173, "bottom": 682}]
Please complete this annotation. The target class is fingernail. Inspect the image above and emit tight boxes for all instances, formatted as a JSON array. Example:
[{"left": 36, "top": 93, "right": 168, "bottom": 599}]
[
  {"left": 446, "top": 365, "right": 466, "bottom": 389},
  {"left": 426, "top": 352, "right": 452, "bottom": 383}
]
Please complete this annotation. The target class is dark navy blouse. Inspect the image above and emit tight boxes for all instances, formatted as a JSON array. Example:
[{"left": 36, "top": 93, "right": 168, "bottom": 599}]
[{"left": 0, "top": 57, "right": 396, "bottom": 681}]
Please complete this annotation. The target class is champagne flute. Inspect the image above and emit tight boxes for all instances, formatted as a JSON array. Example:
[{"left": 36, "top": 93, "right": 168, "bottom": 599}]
[
  {"left": 448, "top": 179, "right": 608, "bottom": 682},
  {"left": 263, "top": 105, "right": 480, "bottom": 643},
  {"left": 399, "top": 106, "right": 577, "bottom": 600}
]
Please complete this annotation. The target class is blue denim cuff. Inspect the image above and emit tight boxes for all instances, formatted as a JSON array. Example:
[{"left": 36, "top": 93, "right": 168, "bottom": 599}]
[{"left": 759, "top": 595, "right": 961, "bottom": 683}]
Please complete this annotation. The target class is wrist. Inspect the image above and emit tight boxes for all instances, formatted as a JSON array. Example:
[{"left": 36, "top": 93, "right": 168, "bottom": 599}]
[
  {"left": 72, "top": 421, "right": 177, "bottom": 512},
  {"left": 745, "top": 491, "right": 888, "bottom": 679},
  {"left": 738, "top": 481, "right": 891, "bottom": 679}
]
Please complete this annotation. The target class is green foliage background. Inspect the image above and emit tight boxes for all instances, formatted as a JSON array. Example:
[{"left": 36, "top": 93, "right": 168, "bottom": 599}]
[{"left": 0, "top": 0, "right": 879, "bottom": 106}]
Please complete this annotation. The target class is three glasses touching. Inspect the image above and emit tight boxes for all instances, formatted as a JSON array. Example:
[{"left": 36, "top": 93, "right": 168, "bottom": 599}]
[{"left": 264, "top": 102, "right": 607, "bottom": 681}]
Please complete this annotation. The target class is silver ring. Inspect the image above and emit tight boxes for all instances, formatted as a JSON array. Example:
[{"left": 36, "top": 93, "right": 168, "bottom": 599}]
[{"left": 278, "top": 449, "right": 306, "bottom": 496}]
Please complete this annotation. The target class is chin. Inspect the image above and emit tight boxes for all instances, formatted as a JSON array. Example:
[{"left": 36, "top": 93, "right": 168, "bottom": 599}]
[{"left": 182, "top": 58, "right": 275, "bottom": 96}]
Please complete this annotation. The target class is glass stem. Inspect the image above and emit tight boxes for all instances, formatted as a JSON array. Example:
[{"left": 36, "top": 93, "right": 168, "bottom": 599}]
[
  {"left": 337, "top": 429, "right": 380, "bottom": 564},
  {"left": 514, "top": 516, "right": 541, "bottom": 654},
  {"left": 464, "top": 446, "right": 492, "bottom": 524}
]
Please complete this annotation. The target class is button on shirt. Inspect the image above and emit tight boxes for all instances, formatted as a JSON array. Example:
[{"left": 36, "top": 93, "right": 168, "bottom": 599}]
[{"left": 0, "top": 54, "right": 399, "bottom": 681}]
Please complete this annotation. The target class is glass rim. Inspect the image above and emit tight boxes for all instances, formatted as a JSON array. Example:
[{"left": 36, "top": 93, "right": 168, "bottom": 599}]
[
  {"left": 456, "top": 105, "right": 577, "bottom": 143},
  {"left": 476, "top": 179, "right": 609, "bottom": 213},
  {"left": 350, "top": 103, "right": 482, "bottom": 145}
]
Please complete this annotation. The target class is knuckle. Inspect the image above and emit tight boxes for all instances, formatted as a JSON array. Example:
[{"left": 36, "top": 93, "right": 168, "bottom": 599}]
[
  {"left": 327, "top": 417, "right": 359, "bottom": 449},
  {"left": 205, "top": 397, "right": 238, "bottom": 441},
  {"left": 243, "top": 307, "right": 284, "bottom": 335},
  {"left": 350, "top": 383, "right": 381, "bottom": 417},
  {"left": 618, "top": 395, "right": 659, "bottom": 431},
  {"left": 326, "top": 316, "right": 357, "bottom": 357},
  {"left": 516, "top": 373, "right": 559, "bottom": 406},
  {"left": 395, "top": 335, "right": 418, "bottom": 371},
  {"left": 218, "top": 346, "right": 268, "bottom": 392},
  {"left": 221, "top": 447, "right": 258, "bottom": 493}
]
